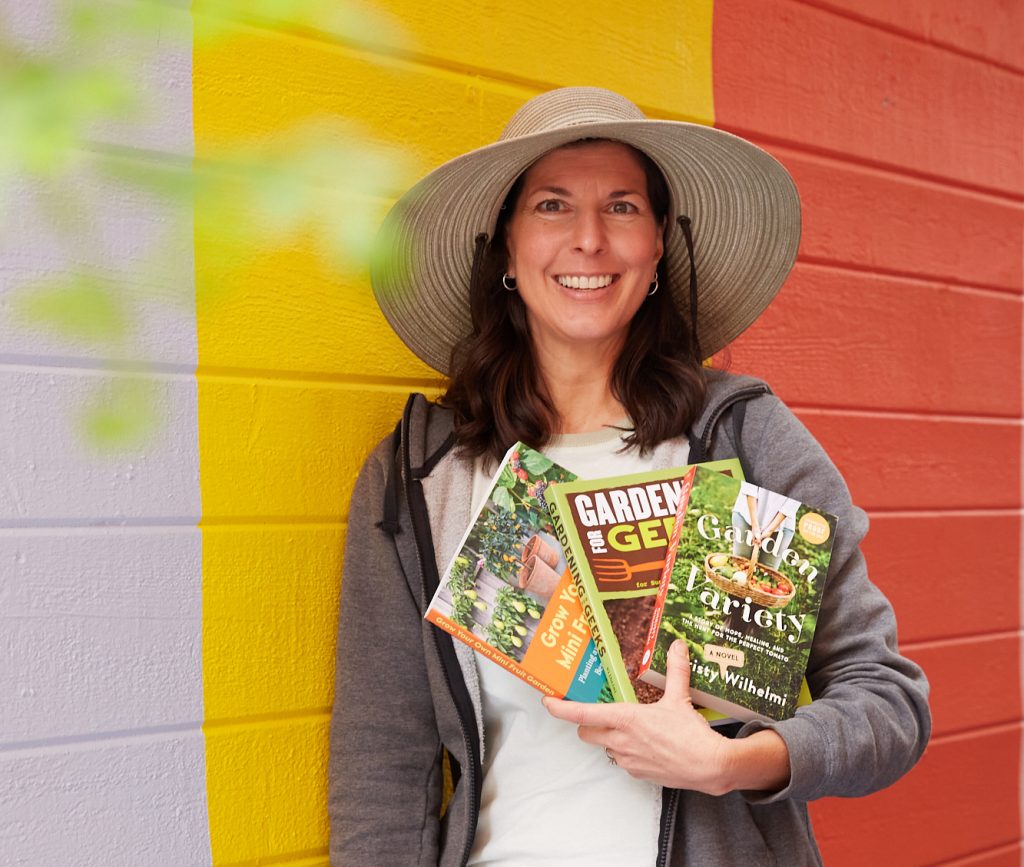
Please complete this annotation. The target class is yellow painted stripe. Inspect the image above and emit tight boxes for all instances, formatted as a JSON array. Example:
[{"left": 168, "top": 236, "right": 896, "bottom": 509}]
[
  {"left": 367, "top": 0, "right": 715, "bottom": 121},
  {"left": 201, "top": 526, "right": 343, "bottom": 721},
  {"left": 203, "top": 717, "right": 330, "bottom": 863},
  {"left": 195, "top": 2, "right": 714, "bottom": 862}
]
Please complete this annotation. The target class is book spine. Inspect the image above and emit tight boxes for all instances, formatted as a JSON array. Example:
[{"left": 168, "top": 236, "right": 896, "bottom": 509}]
[
  {"left": 545, "top": 487, "right": 629, "bottom": 703},
  {"left": 637, "top": 466, "right": 696, "bottom": 681}
]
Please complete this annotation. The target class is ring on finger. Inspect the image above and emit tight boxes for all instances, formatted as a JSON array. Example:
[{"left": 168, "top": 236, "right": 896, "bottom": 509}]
[{"left": 605, "top": 748, "right": 617, "bottom": 766}]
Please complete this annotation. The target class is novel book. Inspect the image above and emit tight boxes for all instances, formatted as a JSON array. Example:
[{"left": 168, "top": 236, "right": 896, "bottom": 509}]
[
  {"left": 425, "top": 443, "right": 612, "bottom": 702},
  {"left": 639, "top": 465, "right": 837, "bottom": 722},
  {"left": 542, "top": 459, "right": 743, "bottom": 706}
]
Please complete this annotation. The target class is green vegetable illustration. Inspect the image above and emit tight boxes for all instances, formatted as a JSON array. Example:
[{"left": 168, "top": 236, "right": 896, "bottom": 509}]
[
  {"left": 484, "top": 584, "right": 545, "bottom": 660},
  {"left": 446, "top": 555, "right": 480, "bottom": 629}
]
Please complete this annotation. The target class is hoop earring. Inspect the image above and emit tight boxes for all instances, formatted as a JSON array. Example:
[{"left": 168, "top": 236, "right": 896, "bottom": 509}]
[
  {"left": 502, "top": 273, "right": 517, "bottom": 291},
  {"left": 648, "top": 274, "right": 659, "bottom": 296}
]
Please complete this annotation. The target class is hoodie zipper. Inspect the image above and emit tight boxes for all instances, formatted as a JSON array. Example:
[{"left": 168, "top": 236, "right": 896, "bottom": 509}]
[
  {"left": 656, "top": 788, "right": 681, "bottom": 867},
  {"left": 399, "top": 397, "right": 482, "bottom": 867}
]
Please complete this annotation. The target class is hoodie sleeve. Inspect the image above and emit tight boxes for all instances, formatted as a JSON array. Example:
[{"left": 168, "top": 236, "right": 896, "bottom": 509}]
[
  {"left": 328, "top": 441, "right": 445, "bottom": 864},
  {"left": 725, "top": 395, "right": 932, "bottom": 803}
]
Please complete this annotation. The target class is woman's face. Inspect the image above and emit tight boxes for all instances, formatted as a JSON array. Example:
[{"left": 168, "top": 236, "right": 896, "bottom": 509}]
[{"left": 504, "top": 140, "right": 664, "bottom": 363}]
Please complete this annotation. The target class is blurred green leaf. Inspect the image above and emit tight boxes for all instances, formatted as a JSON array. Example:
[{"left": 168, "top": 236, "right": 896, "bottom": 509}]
[
  {"left": 13, "top": 273, "right": 129, "bottom": 342},
  {"left": 193, "top": 118, "right": 414, "bottom": 269},
  {"left": 0, "top": 59, "right": 133, "bottom": 177},
  {"left": 69, "top": 0, "right": 187, "bottom": 43},
  {"left": 192, "top": 0, "right": 408, "bottom": 48},
  {"left": 80, "top": 377, "right": 157, "bottom": 449},
  {"left": 2, "top": 0, "right": 414, "bottom": 450}
]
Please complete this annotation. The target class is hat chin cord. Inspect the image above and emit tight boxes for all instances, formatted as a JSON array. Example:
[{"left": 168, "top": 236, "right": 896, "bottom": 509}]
[{"left": 676, "top": 215, "right": 701, "bottom": 361}]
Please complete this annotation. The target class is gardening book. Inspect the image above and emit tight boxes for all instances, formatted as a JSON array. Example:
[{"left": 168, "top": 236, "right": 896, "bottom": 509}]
[
  {"left": 638, "top": 465, "right": 837, "bottom": 722},
  {"left": 425, "top": 443, "right": 613, "bottom": 703},
  {"left": 542, "top": 458, "right": 743, "bottom": 706}
]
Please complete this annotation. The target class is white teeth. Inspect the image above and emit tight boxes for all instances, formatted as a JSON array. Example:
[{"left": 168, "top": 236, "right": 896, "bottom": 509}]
[{"left": 556, "top": 275, "right": 614, "bottom": 289}]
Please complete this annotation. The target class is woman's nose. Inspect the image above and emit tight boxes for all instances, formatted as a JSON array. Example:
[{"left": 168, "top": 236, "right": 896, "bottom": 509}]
[{"left": 571, "top": 208, "right": 607, "bottom": 254}]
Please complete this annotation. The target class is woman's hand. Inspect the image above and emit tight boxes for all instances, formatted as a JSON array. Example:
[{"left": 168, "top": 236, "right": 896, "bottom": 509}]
[{"left": 542, "top": 640, "right": 792, "bottom": 796}]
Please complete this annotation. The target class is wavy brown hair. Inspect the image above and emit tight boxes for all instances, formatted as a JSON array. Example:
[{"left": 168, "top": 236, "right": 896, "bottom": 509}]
[{"left": 441, "top": 141, "right": 707, "bottom": 461}]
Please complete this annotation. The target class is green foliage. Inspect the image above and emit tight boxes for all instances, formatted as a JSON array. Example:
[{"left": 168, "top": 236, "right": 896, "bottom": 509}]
[
  {"left": 489, "top": 446, "right": 574, "bottom": 537},
  {"left": 1, "top": 0, "right": 413, "bottom": 451},
  {"left": 12, "top": 272, "right": 128, "bottom": 341},
  {"left": 190, "top": 0, "right": 409, "bottom": 48},
  {"left": 485, "top": 585, "right": 543, "bottom": 661},
  {"left": 446, "top": 555, "right": 480, "bottom": 629},
  {"left": 474, "top": 508, "right": 527, "bottom": 584},
  {"left": 80, "top": 377, "right": 157, "bottom": 449}
]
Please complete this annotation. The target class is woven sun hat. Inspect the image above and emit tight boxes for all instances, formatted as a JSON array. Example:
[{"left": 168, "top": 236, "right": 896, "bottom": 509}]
[{"left": 370, "top": 86, "right": 801, "bottom": 374}]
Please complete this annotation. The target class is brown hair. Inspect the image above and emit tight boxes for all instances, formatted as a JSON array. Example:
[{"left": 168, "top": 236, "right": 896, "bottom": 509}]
[{"left": 440, "top": 142, "right": 707, "bottom": 460}]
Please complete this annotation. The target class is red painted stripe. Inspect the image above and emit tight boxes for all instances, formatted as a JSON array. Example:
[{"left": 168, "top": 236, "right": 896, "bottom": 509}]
[
  {"left": 793, "top": 410, "right": 1021, "bottom": 511},
  {"left": 797, "top": 0, "right": 1024, "bottom": 73},
  {"left": 769, "top": 148, "right": 1023, "bottom": 293},
  {"left": 723, "top": 266, "right": 1023, "bottom": 417},
  {"left": 864, "top": 514, "right": 1021, "bottom": 643},
  {"left": 905, "top": 635, "right": 1022, "bottom": 738},
  {"left": 712, "top": 0, "right": 1024, "bottom": 194},
  {"left": 810, "top": 728, "right": 1021, "bottom": 865},
  {"left": 940, "top": 842, "right": 1024, "bottom": 867}
]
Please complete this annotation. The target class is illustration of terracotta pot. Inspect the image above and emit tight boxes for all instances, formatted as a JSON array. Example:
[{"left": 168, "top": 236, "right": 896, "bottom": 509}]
[
  {"left": 518, "top": 554, "right": 561, "bottom": 601},
  {"left": 522, "top": 534, "right": 560, "bottom": 569}
]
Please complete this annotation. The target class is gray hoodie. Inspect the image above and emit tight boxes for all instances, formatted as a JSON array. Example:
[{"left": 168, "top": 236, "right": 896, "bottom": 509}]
[{"left": 329, "top": 369, "right": 931, "bottom": 866}]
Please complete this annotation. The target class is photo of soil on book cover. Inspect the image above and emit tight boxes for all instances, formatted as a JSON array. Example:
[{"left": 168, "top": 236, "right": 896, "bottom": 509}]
[{"left": 603, "top": 596, "right": 662, "bottom": 703}]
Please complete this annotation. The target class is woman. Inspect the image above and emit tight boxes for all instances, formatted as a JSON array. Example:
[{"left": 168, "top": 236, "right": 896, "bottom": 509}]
[{"left": 329, "top": 87, "right": 930, "bottom": 866}]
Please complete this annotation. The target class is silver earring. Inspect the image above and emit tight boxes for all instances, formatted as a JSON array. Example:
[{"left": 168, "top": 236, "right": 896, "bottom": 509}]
[
  {"left": 502, "top": 273, "right": 517, "bottom": 291},
  {"left": 648, "top": 274, "right": 659, "bottom": 296}
]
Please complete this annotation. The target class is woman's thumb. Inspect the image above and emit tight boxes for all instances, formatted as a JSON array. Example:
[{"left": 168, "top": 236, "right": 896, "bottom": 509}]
[{"left": 661, "top": 639, "right": 693, "bottom": 704}]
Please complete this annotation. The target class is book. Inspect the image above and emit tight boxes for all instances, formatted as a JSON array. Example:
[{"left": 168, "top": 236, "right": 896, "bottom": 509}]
[
  {"left": 542, "top": 458, "right": 744, "bottom": 706},
  {"left": 425, "top": 443, "right": 613, "bottom": 702},
  {"left": 638, "top": 465, "right": 837, "bottom": 722}
]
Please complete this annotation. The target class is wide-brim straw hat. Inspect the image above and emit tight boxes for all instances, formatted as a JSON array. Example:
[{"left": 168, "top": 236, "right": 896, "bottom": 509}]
[{"left": 371, "top": 87, "right": 801, "bottom": 374}]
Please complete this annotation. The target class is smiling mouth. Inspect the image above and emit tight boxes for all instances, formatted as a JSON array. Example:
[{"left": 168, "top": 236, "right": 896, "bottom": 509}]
[{"left": 554, "top": 274, "right": 617, "bottom": 289}]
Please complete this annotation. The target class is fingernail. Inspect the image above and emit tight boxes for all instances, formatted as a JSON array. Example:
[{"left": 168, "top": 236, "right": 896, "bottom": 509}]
[{"left": 672, "top": 640, "right": 687, "bottom": 657}]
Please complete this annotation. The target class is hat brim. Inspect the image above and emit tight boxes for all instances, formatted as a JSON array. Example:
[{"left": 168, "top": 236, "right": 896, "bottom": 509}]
[{"left": 371, "top": 119, "right": 801, "bottom": 375}]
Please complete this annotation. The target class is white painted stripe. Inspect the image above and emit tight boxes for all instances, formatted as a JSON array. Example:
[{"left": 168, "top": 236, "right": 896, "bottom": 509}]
[
  {"left": 0, "top": 369, "right": 201, "bottom": 522},
  {"left": 0, "top": 734, "right": 210, "bottom": 865},
  {"left": 0, "top": 529, "right": 203, "bottom": 744},
  {"left": 0, "top": 1, "right": 211, "bottom": 863}
]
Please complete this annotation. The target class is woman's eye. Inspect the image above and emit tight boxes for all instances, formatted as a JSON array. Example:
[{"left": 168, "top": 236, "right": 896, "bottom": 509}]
[
  {"left": 610, "top": 201, "right": 639, "bottom": 214},
  {"left": 537, "top": 199, "right": 564, "bottom": 212}
]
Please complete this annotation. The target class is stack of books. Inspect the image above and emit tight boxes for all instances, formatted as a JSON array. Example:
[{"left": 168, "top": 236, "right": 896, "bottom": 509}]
[{"left": 425, "top": 444, "right": 836, "bottom": 723}]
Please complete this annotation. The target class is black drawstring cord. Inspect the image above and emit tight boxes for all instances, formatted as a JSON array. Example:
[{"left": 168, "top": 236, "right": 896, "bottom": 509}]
[
  {"left": 676, "top": 215, "right": 702, "bottom": 362},
  {"left": 467, "top": 232, "right": 490, "bottom": 330},
  {"left": 470, "top": 232, "right": 489, "bottom": 290}
]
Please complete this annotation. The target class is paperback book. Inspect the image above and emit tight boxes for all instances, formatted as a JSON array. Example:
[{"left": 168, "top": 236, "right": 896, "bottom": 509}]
[
  {"left": 638, "top": 465, "right": 837, "bottom": 722},
  {"left": 543, "top": 459, "right": 743, "bottom": 706},
  {"left": 425, "top": 443, "right": 612, "bottom": 702}
]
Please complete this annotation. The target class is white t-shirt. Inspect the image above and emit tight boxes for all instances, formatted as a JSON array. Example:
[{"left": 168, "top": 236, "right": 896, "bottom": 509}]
[{"left": 467, "top": 426, "right": 689, "bottom": 867}]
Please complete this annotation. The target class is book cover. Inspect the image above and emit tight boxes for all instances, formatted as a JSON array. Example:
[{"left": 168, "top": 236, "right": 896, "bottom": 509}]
[
  {"left": 639, "top": 465, "right": 837, "bottom": 722},
  {"left": 425, "top": 443, "right": 613, "bottom": 702},
  {"left": 542, "top": 459, "right": 743, "bottom": 706}
]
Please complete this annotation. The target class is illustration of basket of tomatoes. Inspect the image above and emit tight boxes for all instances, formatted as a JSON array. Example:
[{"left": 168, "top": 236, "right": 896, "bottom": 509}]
[{"left": 704, "top": 552, "right": 795, "bottom": 608}]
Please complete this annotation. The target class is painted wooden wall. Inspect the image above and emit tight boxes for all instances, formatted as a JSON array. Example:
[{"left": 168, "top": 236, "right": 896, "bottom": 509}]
[
  {"left": 1, "top": 1, "right": 1020, "bottom": 865},
  {"left": 713, "top": 2, "right": 1023, "bottom": 863}
]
